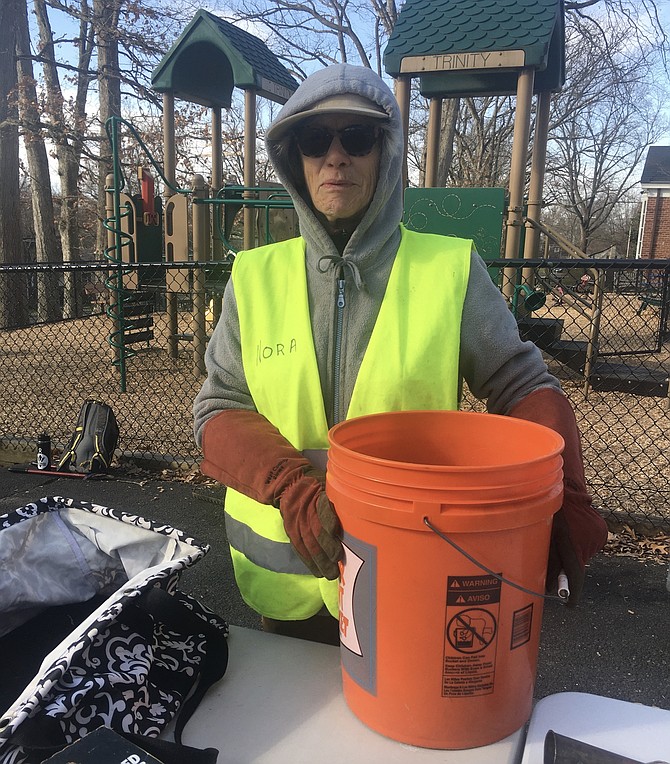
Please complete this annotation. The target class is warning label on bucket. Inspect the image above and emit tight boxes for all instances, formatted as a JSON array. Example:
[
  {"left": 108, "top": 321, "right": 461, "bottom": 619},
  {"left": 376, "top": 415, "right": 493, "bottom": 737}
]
[{"left": 442, "top": 575, "right": 501, "bottom": 697}]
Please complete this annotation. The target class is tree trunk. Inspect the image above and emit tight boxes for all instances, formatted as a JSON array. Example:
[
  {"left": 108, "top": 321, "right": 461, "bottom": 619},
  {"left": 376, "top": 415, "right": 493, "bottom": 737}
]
[
  {"left": 34, "top": 0, "right": 94, "bottom": 317},
  {"left": 0, "top": 0, "right": 28, "bottom": 328},
  {"left": 435, "top": 98, "right": 460, "bottom": 187},
  {"left": 94, "top": 0, "right": 122, "bottom": 256},
  {"left": 17, "top": 0, "right": 62, "bottom": 322}
]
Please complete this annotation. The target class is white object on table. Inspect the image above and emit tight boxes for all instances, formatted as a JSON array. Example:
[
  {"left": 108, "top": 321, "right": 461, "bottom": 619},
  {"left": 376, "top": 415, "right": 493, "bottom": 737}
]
[
  {"left": 179, "top": 625, "right": 527, "bottom": 763},
  {"left": 521, "top": 692, "right": 670, "bottom": 764}
]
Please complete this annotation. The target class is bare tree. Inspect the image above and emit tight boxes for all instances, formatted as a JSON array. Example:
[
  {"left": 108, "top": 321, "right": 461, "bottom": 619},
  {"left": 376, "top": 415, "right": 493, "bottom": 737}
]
[
  {"left": 565, "top": 0, "right": 668, "bottom": 62},
  {"left": 434, "top": 98, "right": 460, "bottom": 188},
  {"left": 214, "top": 0, "right": 393, "bottom": 75},
  {"left": 16, "top": 0, "right": 62, "bottom": 321},
  {"left": 27, "top": 0, "right": 186, "bottom": 265},
  {"left": 545, "top": 14, "right": 667, "bottom": 253},
  {"left": 34, "top": 0, "right": 95, "bottom": 270},
  {"left": 449, "top": 97, "right": 517, "bottom": 188},
  {"left": 595, "top": 190, "right": 642, "bottom": 256},
  {"left": 93, "top": 0, "right": 122, "bottom": 257},
  {"left": 0, "top": 0, "right": 28, "bottom": 327}
]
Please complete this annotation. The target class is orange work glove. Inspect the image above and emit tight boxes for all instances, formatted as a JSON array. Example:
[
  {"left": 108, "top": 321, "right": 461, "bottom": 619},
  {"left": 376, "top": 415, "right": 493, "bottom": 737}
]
[
  {"left": 200, "top": 409, "right": 342, "bottom": 580},
  {"left": 508, "top": 388, "right": 608, "bottom": 605}
]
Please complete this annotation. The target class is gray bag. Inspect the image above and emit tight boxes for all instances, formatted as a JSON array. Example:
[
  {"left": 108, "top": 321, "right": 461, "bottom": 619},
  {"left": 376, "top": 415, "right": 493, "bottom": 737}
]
[{"left": 57, "top": 400, "right": 119, "bottom": 474}]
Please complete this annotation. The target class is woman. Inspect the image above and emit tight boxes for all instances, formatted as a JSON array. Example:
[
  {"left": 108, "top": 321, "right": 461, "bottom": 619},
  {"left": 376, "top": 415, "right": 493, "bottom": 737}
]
[{"left": 193, "top": 64, "right": 607, "bottom": 643}]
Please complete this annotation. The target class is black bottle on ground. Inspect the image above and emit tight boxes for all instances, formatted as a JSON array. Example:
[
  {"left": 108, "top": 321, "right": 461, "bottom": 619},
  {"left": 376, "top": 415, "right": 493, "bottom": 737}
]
[{"left": 37, "top": 434, "right": 51, "bottom": 470}]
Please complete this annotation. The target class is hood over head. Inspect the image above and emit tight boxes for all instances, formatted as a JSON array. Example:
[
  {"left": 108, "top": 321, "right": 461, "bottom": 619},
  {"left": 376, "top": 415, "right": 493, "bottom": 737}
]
[{"left": 265, "top": 64, "right": 404, "bottom": 271}]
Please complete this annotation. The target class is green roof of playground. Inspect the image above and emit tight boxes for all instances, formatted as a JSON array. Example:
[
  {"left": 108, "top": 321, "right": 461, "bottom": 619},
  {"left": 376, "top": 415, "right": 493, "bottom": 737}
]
[
  {"left": 152, "top": 10, "right": 299, "bottom": 108},
  {"left": 384, "top": 0, "right": 564, "bottom": 97}
]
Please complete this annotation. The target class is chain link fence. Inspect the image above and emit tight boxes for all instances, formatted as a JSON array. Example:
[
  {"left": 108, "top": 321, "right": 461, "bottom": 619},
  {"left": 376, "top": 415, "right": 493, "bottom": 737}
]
[
  {"left": 0, "top": 261, "right": 229, "bottom": 468},
  {"left": 482, "top": 258, "right": 670, "bottom": 532},
  {"left": 1, "top": 258, "right": 669, "bottom": 530}
]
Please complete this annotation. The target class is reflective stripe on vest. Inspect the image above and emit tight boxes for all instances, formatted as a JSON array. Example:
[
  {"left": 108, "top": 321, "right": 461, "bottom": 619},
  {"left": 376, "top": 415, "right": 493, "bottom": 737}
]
[{"left": 227, "top": 225, "right": 471, "bottom": 619}]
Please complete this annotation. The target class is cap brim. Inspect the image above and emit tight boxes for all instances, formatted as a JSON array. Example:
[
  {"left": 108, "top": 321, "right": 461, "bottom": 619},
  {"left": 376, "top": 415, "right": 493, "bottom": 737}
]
[{"left": 267, "top": 105, "right": 388, "bottom": 141}]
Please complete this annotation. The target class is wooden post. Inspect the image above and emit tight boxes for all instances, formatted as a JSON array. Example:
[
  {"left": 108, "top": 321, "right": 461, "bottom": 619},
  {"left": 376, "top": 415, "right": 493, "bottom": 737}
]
[
  {"left": 211, "top": 107, "right": 223, "bottom": 191},
  {"left": 211, "top": 107, "right": 225, "bottom": 261},
  {"left": 503, "top": 68, "right": 535, "bottom": 304},
  {"left": 424, "top": 98, "right": 443, "bottom": 188},
  {"left": 395, "top": 76, "right": 411, "bottom": 190},
  {"left": 523, "top": 89, "right": 551, "bottom": 263},
  {"left": 105, "top": 173, "right": 120, "bottom": 365},
  {"left": 163, "top": 91, "right": 179, "bottom": 358},
  {"left": 243, "top": 89, "right": 257, "bottom": 251},
  {"left": 192, "top": 173, "right": 209, "bottom": 377}
]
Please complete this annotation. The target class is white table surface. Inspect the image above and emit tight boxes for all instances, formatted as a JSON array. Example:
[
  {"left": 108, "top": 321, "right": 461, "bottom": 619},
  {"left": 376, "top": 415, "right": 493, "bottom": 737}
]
[
  {"left": 521, "top": 692, "right": 670, "bottom": 764},
  {"left": 179, "top": 625, "right": 526, "bottom": 763}
]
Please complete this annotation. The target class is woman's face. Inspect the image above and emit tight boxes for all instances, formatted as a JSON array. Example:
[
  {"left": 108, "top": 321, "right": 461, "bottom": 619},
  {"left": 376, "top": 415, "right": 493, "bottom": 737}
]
[{"left": 297, "top": 115, "right": 381, "bottom": 226}]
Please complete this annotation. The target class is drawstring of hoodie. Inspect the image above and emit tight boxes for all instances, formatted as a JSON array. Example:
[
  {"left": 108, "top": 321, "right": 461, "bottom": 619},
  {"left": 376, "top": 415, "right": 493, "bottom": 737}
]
[{"left": 317, "top": 255, "right": 365, "bottom": 291}]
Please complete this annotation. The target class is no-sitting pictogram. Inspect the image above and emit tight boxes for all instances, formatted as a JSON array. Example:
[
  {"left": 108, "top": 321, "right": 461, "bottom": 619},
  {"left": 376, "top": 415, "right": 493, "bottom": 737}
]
[{"left": 447, "top": 608, "right": 497, "bottom": 654}]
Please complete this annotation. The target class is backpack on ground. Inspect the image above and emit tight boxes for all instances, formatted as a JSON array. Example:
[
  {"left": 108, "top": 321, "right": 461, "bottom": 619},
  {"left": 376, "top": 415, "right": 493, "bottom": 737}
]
[{"left": 57, "top": 400, "right": 119, "bottom": 474}]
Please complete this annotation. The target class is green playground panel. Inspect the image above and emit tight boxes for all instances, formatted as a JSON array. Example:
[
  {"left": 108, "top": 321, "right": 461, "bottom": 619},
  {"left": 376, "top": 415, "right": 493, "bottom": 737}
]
[
  {"left": 403, "top": 187, "right": 506, "bottom": 286},
  {"left": 403, "top": 187, "right": 505, "bottom": 262}
]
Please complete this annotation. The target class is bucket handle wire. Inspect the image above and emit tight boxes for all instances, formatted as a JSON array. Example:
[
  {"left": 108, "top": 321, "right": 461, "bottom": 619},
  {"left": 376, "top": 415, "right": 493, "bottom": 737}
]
[{"left": 423, "top": 517, "right": 566, "bottom": 604}]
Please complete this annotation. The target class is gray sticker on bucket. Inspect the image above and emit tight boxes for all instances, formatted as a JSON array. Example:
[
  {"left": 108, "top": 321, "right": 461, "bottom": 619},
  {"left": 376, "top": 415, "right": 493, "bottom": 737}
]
[{"left": 339, "top": 532, "right": 377, "bottom": 695}]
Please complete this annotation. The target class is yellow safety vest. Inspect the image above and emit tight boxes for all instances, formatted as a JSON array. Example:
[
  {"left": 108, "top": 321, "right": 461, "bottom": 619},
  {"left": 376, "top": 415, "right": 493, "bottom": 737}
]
[{"left": 226, "top": 225, "right": 471, "bottom": 619}]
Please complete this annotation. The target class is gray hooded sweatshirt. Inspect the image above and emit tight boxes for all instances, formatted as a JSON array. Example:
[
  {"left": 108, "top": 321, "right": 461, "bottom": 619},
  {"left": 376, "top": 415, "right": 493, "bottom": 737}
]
[{"left": 193, "top": 64, "right": 559, "bottom": 445}]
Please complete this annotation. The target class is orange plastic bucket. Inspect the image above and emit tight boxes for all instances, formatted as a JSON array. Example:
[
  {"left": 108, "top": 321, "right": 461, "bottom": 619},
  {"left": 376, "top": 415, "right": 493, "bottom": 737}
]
[{"left": 327, "top": 409, "right": 564, "bottom": 749}]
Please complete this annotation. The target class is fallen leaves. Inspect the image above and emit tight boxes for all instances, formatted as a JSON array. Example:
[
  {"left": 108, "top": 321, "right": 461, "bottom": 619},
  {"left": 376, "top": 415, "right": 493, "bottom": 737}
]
[
  {"left": 112, "top": 461, "right": 217, "bottom": 486},
  {"left": 159, "top": 466, "right": 216, "bottom": 485},
  {"left": 604, "top": 524, "right": 670, "bottom": 565}
]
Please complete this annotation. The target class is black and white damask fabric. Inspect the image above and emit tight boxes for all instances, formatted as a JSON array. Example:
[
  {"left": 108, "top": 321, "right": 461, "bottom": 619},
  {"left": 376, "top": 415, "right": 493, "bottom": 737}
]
[{"left": 0, "top": 497, "right": 228, "bottom": 764}]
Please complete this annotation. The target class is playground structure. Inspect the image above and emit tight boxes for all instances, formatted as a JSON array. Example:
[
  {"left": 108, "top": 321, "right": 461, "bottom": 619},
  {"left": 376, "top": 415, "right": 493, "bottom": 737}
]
[
  {"left": 104, "top": 10, "right": 300, "bottom": 389},
  {"left": 103, "top": 1, "right": 670, "bottom": 397}
]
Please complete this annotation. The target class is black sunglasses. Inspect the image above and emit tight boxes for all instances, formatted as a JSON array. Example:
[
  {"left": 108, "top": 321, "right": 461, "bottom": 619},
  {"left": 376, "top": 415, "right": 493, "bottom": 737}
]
[{"left": 294, "top": 124, "right": 382, "bottom": 158}]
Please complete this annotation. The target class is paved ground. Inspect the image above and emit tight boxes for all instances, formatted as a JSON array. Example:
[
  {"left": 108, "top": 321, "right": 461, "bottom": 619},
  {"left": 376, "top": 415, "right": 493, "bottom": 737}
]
[{"left": 1, "top": 464, "right": 668, "bottom": 712}]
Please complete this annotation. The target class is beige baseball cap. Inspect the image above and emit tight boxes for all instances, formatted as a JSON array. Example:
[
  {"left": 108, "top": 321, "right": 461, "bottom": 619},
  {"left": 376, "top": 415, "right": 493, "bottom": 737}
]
[{"left": 267, "top": 94, "right": 388, "bottom": 141}]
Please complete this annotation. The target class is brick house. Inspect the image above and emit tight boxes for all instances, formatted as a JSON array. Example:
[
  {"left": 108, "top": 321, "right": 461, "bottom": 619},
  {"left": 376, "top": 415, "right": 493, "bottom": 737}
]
[{"left": 636, "top": 146, "right": 670, "bottom": 259}]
